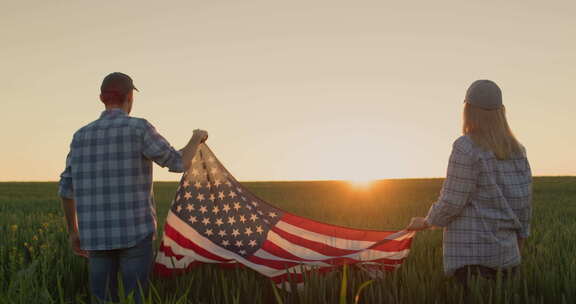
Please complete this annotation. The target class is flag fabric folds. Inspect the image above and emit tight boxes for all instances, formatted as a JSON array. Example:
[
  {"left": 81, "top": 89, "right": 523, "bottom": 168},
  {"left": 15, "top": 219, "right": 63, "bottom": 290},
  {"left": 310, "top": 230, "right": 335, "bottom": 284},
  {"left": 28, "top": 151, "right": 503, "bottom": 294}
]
[{"left": 154, "top": 144, "right": 415, "bottom": 286}]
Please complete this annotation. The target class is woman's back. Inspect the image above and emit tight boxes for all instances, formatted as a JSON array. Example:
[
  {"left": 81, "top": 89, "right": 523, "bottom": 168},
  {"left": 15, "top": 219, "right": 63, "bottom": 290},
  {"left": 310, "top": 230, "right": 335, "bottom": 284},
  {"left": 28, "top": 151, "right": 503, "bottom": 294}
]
[
  {"left": 431, "top": 135, "right": 532, "bottom": 275},
  {"left": 407, "top": 79, "right": 533, "bottom": 284},
  {"left": 473, "top": 137, "right": 532, "bottom": 232}
]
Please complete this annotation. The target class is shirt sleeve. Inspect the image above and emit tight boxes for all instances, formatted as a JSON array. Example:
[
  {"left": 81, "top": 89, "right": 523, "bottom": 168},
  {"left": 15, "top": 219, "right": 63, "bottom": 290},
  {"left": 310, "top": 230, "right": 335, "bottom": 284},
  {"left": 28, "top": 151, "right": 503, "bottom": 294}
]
[
  {"left": 425, "top": 138, "right": 478, "bottom": 227},
  {"left": 517, "top": 158, "right": 533, "bottom": 238},
  {"left": 58, "top": 149, "right": 74, "bottom": 199},
  {"left": 141, "top": 120, "right": 184, "bottom": 173}
]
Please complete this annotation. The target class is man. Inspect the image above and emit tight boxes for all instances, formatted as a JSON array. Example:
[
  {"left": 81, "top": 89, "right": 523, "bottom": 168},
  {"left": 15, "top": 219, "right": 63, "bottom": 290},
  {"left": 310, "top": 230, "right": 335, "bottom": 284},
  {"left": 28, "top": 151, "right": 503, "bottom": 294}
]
[{"left": 58, "top": 72, "right": 208, "bottom": 303}]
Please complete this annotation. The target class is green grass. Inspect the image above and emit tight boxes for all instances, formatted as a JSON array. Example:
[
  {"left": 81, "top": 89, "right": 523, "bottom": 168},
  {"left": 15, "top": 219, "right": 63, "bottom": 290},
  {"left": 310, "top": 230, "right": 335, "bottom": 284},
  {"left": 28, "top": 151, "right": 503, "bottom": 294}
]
[{"left": 1, "top": 177, "right": 575, "bottom": 303}]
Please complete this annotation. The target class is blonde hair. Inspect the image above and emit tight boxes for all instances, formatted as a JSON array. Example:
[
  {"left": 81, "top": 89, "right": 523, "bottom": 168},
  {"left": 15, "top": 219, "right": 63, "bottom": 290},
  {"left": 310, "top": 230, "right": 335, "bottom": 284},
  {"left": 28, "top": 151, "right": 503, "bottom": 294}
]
[{"left": 463, "top": 103, "right": 523, "bottom": 159}]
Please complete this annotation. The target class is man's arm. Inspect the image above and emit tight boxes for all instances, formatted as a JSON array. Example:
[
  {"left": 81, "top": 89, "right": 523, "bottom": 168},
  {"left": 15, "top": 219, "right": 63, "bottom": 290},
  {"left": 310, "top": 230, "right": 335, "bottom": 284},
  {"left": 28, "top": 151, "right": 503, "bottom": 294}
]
[
  {"left": 61, "top": 198, "right": 77, "bottom": 233},
  {"left": 142, "top": 120, "right": 208, "bottom": 172},
  {"left": 58, "top": 150, "right": 86, "bottom": 257},
  {"left": 180, "top": 129, "right": 208, "bottom": 171},
  {"left": 61, "top": 197, "right": 87, "bottom": 257}
]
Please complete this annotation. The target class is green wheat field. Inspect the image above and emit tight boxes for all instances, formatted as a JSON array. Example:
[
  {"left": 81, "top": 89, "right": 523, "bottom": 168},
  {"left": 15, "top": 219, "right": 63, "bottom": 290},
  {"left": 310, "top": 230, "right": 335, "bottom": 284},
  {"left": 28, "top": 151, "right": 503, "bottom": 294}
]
[{"left": 1, "top": 177, "right": 575, "bottom": 303}]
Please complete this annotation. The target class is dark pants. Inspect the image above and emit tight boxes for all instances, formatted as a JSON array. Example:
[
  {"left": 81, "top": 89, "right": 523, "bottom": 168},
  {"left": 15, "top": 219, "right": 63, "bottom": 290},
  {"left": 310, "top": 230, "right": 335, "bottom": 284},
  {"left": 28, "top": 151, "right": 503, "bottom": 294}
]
[
  {"left": 88, "top": 234, "right": 154, "bottom": 304},
  {"left": 454, "top": 265, "right": 517, "bottom": 289}
]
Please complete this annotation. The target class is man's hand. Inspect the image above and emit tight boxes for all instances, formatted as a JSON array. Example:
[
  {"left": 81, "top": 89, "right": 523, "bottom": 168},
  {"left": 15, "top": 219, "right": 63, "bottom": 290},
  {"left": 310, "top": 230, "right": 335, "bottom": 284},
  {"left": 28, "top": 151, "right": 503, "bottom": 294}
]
[
  {"left": 406, "top": 217, "right": 431, "bottom": 231},
  {"left": 192, "top": 129, "right": 208, "bottom": 144},
  {"left": 61, "top": 197, "right": 87, "bottom": 257},
  {"left": 69, "top": 231, "right": 88, "bottom": 258},
  {"left": 181, "top": 129, "right": 209, "bottom": 171}
]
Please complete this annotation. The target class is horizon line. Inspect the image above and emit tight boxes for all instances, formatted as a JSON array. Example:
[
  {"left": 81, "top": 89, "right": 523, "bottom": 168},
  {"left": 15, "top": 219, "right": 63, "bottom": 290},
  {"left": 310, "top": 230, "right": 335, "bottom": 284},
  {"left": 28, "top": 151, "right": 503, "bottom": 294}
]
[{"left": 0, "top": 175, "right": 573, "bottom": 183}]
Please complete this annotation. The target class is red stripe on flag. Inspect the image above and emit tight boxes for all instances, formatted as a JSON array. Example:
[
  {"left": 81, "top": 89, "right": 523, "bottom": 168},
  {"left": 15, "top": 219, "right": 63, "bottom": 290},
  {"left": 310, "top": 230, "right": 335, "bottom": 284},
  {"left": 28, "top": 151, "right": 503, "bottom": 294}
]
[
  {"left": 281, "top": 213, "right": 397, "bottom": 242},
  {"left": 159, "top": 242, "right": 185, "bottom": 260},
  {"left": 164, "top": 223, "right": 232, "bottom": 263},
  {"left": 271, "top": 226, "right": 358, "bottom": 257}
]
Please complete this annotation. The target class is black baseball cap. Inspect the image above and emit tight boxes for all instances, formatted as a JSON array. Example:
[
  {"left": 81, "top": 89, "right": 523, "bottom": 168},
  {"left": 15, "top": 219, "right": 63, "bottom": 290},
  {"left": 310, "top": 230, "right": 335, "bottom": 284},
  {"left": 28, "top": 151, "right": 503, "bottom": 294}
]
[
  {"left": 464, "top": 80, "right": 502, "bottom": 110},
  {"left": 100, "top": 72, "right": 139, "bottom": 95}
]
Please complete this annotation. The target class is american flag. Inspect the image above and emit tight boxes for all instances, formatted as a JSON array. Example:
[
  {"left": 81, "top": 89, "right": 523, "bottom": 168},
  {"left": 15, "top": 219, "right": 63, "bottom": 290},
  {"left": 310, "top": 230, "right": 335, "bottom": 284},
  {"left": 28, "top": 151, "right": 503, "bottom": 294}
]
[{"left": 154, "top": 144, "right": 415, "bottom": 287}]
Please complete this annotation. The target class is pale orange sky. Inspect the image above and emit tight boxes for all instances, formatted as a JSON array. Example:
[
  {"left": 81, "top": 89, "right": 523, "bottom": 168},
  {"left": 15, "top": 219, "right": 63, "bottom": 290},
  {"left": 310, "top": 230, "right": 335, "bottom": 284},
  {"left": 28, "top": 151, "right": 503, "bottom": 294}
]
[{"left": 1, "top": 1, "right": 575, "bottom": 181}]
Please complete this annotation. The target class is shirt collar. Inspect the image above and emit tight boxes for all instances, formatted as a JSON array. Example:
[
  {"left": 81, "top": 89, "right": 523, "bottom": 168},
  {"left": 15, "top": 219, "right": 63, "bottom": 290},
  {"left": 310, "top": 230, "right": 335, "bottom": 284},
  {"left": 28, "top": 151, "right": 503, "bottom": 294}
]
[{"left": 100, "top": 108, "right": 128, "bottom": 119}]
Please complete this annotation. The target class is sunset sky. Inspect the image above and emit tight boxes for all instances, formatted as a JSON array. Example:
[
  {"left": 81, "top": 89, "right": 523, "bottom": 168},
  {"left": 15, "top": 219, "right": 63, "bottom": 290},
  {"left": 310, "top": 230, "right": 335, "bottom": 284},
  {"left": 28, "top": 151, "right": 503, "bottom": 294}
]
[{"left": 1, "top": 1, "right": 575, "bottom": 181}]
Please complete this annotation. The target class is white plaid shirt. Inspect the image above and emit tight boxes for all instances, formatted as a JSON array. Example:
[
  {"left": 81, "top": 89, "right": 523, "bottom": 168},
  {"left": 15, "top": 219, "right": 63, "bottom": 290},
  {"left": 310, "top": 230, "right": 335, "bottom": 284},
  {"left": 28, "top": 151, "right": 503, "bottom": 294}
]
[
  {"left": 425, "top": 136, "right": 532, "bottom": 275},
  {"left": 58, "top": 109, "right": 184, "bottom": 250}
]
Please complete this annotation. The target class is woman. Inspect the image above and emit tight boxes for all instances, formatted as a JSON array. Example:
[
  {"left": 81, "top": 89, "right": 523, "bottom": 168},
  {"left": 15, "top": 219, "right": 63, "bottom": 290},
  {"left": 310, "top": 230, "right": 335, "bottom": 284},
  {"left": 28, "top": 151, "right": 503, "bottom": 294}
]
[{"left": 406, "top": 80, "right": 532, "bottom": 286}]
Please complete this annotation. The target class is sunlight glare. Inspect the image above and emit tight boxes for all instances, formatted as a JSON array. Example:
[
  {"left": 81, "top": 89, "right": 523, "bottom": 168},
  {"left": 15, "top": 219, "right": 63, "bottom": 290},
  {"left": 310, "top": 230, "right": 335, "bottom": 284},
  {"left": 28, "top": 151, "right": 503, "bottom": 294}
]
[{"left": 347, "top": 177, "right": 376, "bottom": 189}]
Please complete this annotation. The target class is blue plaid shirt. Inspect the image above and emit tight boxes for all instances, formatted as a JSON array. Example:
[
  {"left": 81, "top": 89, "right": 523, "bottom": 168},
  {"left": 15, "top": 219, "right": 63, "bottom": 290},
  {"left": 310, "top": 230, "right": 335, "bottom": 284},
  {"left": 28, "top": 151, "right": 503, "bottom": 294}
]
[{"left": 58, "top": 109, "right": 184, "bottom": 250}]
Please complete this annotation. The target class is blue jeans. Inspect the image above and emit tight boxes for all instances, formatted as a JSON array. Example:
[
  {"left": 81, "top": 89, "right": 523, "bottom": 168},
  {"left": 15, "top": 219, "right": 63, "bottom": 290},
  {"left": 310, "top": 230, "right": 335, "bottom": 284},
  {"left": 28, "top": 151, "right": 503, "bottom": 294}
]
[{"left": 88, "top": 234, "right": 154, "bottom": 304}]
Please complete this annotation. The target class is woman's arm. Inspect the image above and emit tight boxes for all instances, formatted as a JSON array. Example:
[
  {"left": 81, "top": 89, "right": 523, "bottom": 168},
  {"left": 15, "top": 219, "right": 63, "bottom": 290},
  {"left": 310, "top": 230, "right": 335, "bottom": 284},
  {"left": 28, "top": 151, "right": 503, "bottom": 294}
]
[
  {"left": 406, "top": 217, "right": 430, "bottom": 231},
  {"left": 406, "top": 137, "right": 478, "bottom": 230}
]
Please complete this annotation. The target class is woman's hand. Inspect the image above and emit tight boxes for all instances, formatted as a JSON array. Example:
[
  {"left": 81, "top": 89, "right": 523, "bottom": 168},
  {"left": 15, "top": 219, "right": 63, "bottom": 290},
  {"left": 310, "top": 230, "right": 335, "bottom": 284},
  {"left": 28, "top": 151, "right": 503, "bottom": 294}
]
[
  {"left": 517, "top": 237, "right": 525, "bottom": 252},
  {"left": 406, "top": 217, "right": 431, "bottom": 231}
]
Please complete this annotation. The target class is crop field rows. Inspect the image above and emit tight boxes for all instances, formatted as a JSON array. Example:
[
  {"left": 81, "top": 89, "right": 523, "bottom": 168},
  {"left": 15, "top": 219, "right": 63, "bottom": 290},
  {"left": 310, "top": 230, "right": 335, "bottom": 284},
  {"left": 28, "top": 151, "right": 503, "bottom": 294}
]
[{"left": 1, "top": 177, "right": 575, "bottom": 303}]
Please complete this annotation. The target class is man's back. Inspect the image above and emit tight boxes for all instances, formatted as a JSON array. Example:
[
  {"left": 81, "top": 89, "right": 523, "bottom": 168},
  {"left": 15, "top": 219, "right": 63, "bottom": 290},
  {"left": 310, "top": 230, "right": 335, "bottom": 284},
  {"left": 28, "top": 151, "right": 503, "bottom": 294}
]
[
  {"left": 58, "top": 72, "right": 207, "bottom": 303},
  {"left": 59, "top": 108, "right": 184, "bottom": 250}
]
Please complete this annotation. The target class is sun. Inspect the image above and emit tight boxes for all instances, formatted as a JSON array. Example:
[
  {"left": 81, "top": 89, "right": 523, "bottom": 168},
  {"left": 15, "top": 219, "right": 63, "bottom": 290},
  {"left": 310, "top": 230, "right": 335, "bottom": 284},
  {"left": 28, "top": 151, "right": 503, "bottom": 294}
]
[{"left": 347, "top": 177, "right": 376, "bottom": 189}]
